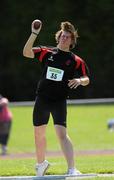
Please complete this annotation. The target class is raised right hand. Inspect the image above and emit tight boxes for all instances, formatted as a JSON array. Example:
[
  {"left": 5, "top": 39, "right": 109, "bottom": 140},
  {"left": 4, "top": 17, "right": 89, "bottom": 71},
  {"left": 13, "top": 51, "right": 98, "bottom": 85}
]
[{"left": 31, "top": 19, "right": 42, "bottom": 35}]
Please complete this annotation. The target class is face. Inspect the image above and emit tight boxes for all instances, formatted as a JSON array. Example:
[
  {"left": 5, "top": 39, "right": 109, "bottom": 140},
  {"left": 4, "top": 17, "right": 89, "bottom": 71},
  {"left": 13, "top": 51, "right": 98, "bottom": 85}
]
[{"left": 58, "top": 31, "right": 72, "bottom": 50}]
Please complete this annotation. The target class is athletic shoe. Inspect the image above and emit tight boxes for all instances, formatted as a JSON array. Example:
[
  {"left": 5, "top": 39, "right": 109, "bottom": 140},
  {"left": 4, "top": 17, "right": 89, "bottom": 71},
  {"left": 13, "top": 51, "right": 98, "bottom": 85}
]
[
  {"left": 66, "top": 168, "right": 82, "bottom": 176},
  {"left": 35, "top": 160, "right": 50, "bottom": 176}
]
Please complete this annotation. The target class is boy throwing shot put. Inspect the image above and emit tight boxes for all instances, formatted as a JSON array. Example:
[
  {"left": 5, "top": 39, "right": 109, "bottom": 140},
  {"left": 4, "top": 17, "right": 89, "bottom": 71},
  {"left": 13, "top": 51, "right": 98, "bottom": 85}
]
[{"left": 23, "top": 19, "right": 90, "bottom": 176}]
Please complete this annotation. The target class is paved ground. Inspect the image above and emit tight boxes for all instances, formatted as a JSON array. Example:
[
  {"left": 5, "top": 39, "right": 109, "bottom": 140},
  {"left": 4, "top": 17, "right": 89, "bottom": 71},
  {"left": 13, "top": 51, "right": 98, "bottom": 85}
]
[
  {"left": 1, "top": 174, "right": 114, "bottom": 180},
  {"left": 0, "top": 174, "right": 107, "bottom": 180}
]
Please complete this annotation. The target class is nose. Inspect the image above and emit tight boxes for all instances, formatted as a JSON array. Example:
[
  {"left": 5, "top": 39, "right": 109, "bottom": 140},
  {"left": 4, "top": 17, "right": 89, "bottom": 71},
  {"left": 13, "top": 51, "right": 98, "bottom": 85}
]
[{"left": 62, "top": 35, "right": 67, "bottom": 40}]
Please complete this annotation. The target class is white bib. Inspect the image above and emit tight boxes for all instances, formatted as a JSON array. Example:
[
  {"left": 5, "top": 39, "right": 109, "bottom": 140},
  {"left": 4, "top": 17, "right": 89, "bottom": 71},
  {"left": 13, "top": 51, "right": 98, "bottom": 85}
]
[{"left": 46, "top": 66, "right": 64, "bottom": 81}]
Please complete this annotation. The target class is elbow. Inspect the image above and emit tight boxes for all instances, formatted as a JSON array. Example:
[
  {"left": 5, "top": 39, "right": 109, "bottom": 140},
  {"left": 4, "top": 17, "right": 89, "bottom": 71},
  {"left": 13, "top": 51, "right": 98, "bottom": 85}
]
[
  {"left": 81, "top": 76, "right": 90, "bottom": 86},
  {"left": 23, "top": 48, "right": 34, "bottom": 58},
  {"left": 23, "top": 48, "right": 28, "bottom": 57},
  {"left": 84, "top": 77, "right": 90, "bottom": 86},
  {"left": 86, "top": 77, "right": 90, "bottom": 86}
]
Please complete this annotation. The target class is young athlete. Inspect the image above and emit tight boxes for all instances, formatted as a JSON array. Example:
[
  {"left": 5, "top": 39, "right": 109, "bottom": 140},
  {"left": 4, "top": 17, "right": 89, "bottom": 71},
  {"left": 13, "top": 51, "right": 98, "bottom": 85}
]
[{"left": 23, "top": 20, "right": 90, "bottom": 176}]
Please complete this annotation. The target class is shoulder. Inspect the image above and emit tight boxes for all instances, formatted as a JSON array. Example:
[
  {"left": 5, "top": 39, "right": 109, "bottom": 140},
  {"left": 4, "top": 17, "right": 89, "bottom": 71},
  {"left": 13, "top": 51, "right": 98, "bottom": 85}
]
[
  {"left": 71, "top": 53, "right": 85, "bottom": 69},
  {"left": 33, "top": 46, "right": 56, "bottom": 54},
  {"left": 72, "top": 53, "right": 84, "bottom": 62}
]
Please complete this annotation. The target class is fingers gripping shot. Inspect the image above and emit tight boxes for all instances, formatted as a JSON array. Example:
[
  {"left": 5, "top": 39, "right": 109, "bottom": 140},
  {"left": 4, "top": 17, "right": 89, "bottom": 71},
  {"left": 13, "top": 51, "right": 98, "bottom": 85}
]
[
  {"left": 32, "top": 19, "right": 42, "bottom": 35},
  {"left": 23, "top": 19, "right": 90, "bottom": 176}
]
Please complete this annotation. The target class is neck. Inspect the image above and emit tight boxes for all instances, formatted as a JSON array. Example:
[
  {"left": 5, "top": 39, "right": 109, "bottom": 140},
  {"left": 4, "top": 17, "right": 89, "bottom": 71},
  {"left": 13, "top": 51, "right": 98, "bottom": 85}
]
[{"left": 57, "top": 45, "right": 70, "bottom": 52}]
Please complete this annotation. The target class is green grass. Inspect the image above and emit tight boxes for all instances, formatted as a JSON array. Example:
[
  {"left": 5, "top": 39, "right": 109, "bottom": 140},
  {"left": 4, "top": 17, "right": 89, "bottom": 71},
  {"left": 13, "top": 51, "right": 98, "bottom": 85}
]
[
  {"left": 0, "top": 156, "right": 114, "bottom": 179},
  {"left": 0, "top": 156, "right": 114, "bottom": 175},
  {"left": 0, "top": 104, "right": 114, "bottom": 177},
  {"left": 8, "top": 104, "right": 114, "bottom": 152},
  {"left": 67, "top": 104, "right": 114, "bottom": 150}
]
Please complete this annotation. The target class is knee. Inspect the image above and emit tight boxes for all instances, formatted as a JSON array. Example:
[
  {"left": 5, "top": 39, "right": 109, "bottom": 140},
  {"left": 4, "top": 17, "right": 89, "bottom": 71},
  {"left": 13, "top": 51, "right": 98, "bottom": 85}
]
[
  {"left": 34, "top": 126, "right": 46, "bottom": 140},
  {"left": 57, "top": 131, "right": 67, "bottom": 141},
  {"left": 35, "top": 131, "right": 45, "bottom": 140}
]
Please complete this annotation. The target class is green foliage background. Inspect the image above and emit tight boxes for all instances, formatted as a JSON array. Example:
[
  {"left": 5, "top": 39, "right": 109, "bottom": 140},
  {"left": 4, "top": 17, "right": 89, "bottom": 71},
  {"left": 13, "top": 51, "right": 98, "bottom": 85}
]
[{"left": 0, "top": 0, "right": 114, "bottom": 101}]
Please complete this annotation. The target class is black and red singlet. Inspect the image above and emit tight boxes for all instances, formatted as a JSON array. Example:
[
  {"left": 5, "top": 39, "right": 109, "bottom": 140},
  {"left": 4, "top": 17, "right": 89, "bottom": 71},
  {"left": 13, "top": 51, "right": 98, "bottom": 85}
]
[{"left": 33, "top": 46, "right": 89, "bottom": 101}]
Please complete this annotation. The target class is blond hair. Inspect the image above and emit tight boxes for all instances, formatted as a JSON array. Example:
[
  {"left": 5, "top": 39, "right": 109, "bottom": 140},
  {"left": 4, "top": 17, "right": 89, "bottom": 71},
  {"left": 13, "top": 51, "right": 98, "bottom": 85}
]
[{"left": 55, "top": 21, "right": 79, "bottom": 49}]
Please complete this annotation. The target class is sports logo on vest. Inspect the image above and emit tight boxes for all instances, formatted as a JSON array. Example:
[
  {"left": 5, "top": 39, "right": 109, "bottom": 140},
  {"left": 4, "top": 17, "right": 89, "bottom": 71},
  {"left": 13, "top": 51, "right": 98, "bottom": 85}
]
[
  {"left": 48, "top": 56, "right": 54, "bottom": 61},
  {"left": 65, "top": 60, "right": 71, "bottom": 66}
]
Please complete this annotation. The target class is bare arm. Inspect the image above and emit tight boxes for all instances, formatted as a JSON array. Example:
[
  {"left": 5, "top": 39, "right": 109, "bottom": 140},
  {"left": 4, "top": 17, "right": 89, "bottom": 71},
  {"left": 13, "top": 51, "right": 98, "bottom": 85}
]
[
  {"left": 80, "top": 76, "right": 90, "bottom": 86},
  {"left": 68, "top": 76, "right": 90, "bottom": 89},
  {"left": 23, "top": 33, "right": 38, "bottom": 58},
  {"left": 23, "top": 19, "right": 42, "bottom": 58}
]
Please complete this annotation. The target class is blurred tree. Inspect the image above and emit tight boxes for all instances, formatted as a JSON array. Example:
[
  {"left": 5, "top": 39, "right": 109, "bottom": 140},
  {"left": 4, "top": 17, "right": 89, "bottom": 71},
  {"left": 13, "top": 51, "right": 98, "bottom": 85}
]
[{"left": 0, "top": 0, "right": 114, "bottom": 101}]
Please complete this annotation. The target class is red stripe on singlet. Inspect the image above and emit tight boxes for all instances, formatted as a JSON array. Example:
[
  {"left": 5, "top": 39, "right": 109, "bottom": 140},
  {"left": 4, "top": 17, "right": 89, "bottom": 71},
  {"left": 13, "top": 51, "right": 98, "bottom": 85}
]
[
  {"left": 33, "top": 48, "right": 41, "bottom": 54},
  {"left": 81, "top": 61, "right": 86, "bottom": 75},
  {"left": 39, "top": 48, "right": 53, "bottom": 62},
  {"left": 74, "top": 55, "right": 86, "bottom": 76},
  {"left": 74, "top": 55, "right": 81, "bottom": 69}
]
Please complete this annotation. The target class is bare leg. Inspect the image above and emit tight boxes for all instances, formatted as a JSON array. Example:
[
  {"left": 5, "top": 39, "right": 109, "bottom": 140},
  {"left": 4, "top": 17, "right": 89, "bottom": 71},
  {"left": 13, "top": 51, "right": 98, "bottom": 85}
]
[
  {"left": 54, "top": 125, "right": 75, "bottom": 169},
  {"left": 34, "top": 125, "right": 47, "bottom": 163}
]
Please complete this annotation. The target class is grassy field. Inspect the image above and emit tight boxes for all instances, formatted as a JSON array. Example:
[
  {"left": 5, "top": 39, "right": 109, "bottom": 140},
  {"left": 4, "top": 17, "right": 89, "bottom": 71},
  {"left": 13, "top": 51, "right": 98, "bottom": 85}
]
[{"left": 0, "top": 104, "right": 114, "bottom": 178}]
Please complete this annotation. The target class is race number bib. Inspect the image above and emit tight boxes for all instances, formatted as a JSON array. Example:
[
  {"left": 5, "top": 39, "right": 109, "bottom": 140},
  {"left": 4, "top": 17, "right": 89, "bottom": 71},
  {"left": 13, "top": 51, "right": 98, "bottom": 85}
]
[{"left": 46, "top": 66, "right": 64, "bottom": 81}]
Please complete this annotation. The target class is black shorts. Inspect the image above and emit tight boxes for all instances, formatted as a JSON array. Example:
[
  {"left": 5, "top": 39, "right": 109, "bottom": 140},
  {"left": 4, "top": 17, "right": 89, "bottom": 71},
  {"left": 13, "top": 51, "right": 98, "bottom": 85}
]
[{"left": 33, "top": 96, "right": 67, "bottom": 127}]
